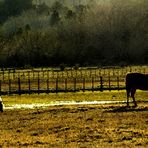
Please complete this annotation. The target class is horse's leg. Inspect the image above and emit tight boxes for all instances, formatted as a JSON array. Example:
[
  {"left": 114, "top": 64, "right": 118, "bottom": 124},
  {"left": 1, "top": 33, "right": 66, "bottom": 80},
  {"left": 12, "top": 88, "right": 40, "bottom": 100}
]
[
  {"left": 131, "top": 88, "right": 137, "bottom": 107},
  {"left": 126, "top": 88, "right": 130, "bottom": 107}
]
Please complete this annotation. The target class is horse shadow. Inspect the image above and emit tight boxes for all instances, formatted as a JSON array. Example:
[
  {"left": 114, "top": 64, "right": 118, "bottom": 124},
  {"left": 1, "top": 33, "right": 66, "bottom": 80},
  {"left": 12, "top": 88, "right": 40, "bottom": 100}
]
[{"left": 105, "top": 105, "right": 148, "bottom": 113}]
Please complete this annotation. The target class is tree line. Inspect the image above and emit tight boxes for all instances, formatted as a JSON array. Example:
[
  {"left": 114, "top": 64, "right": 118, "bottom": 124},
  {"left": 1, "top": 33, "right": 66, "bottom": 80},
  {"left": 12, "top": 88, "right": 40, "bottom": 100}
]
[{"left": 0, "top": 0, "right": 148, "bottom": 68}]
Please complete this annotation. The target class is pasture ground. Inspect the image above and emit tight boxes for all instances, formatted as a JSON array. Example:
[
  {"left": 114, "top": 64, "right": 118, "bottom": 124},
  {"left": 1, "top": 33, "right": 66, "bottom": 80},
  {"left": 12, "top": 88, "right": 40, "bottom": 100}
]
[
  {"left": 0, "top": 91, "right": 148, "bottom": 147},
  {"left": 2, "top": 90, "right": 148, "bottom": 106}
]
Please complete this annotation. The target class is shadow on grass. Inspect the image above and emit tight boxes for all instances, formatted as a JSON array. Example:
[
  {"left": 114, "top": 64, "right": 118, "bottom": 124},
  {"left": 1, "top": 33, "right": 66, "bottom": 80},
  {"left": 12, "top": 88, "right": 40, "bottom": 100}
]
[{"left": 105, "top": 105, "right": 148, "bottom": 113}]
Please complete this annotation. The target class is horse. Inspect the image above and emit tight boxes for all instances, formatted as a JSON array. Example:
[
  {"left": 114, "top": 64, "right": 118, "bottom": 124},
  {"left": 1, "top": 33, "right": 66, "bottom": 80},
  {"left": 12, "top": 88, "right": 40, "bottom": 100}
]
[{"left": 126, "top": 73, "right": 148, "bottom": 107}]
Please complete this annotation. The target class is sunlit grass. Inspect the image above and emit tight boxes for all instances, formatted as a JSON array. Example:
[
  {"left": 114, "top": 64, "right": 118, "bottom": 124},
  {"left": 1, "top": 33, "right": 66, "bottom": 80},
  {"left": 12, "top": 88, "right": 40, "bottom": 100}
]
[{"left": 2, "top": 90, "right": 147, "bottom": 106}]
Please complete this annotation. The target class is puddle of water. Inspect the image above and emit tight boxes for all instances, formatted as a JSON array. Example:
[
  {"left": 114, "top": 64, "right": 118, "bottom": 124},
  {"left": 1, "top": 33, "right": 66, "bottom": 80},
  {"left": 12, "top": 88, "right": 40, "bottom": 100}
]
[{"left": 3, "top": 100, "right": 127, "bottom": 110}]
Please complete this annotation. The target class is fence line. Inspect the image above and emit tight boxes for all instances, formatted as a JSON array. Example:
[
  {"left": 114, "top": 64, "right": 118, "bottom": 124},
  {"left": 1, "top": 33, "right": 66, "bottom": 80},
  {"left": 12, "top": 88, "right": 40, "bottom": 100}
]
[
  {"left": 0, "top": 76, "right": 125, "bottom": 95},
  {"left": 0, "top": 66, "right": 147, "bottom": 95},
  {"left": 0, "top": 66, "right": 147, "bottom": 81}
]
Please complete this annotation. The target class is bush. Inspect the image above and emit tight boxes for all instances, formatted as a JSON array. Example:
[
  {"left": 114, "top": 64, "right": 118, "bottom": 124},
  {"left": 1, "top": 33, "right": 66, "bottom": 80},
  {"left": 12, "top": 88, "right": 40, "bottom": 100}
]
[{"left": 60, "top": 63, "right": 66, "bottom": 71}]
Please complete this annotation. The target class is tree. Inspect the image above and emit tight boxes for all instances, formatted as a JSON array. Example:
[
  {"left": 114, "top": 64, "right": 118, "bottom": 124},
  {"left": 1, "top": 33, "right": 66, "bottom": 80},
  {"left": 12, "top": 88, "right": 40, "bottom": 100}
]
[
  {"left": 5, "top": 0, "right": 32, "bottom": 15},
  {"left": 50, "top": 10, "right": 60, "bottom": 26},
  {"left": 36, "top": 2, "right": 49, "bottom": 14},
  {"left": 0, "top": 0, "right": 33, "bottom": 24}
]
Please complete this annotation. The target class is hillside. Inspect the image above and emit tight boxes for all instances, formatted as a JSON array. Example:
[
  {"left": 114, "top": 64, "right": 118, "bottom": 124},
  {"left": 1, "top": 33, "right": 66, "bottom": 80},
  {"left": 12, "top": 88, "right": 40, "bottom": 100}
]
[{"left": 0, "top": 0, "right": 147, "bottom": 67}]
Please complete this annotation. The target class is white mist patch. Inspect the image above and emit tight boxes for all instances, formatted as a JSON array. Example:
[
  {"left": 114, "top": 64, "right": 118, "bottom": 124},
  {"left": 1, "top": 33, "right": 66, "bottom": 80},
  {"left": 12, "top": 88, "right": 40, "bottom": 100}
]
[{"left": 4, "top": 100, "right": 127, "bottom": 110}]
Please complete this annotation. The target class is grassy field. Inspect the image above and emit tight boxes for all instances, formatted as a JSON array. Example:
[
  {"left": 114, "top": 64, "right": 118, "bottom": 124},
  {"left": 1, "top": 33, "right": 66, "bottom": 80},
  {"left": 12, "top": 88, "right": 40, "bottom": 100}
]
[
  {"left": 2, "top": 90, "right": 148, "bottom": 106},
  {"left": 0, "top": 103, "right": 147, "bottom": 147},
  {"left": 0, "top": 91, "right": 148, "bottom": 147}
]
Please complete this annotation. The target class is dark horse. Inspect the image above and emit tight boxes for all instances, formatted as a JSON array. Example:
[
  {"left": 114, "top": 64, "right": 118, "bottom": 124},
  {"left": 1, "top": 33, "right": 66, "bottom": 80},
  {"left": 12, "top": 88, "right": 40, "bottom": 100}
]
[{"left": 126, "top": 73, "right": 148, "bottom": 107}]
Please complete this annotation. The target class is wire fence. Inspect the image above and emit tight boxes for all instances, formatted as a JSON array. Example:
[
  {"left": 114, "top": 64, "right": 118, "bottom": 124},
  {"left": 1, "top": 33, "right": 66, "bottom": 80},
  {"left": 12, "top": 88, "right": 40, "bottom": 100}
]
[
  {"left": 0, "top": 76, "right": 125, "bottom": 95},
  {"left": 0, "top": 66, "right": 147, "bottom": 95}
]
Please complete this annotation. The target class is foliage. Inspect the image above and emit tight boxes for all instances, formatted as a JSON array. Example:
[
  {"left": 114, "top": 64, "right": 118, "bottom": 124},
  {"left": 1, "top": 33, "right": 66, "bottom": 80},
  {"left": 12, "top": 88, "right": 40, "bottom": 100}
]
[{"left": 0, "top": 0, "right": 33, "bottom": 24}]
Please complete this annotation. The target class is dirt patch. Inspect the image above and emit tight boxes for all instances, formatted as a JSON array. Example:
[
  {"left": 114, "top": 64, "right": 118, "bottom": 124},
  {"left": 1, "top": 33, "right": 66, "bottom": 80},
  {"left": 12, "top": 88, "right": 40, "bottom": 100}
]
[{"left": 0, "top": 103, "right": 148, "bottom": 147}]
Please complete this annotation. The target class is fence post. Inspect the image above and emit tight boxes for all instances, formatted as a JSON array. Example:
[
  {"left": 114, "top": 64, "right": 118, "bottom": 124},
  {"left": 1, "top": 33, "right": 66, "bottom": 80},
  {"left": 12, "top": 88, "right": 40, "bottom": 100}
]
[
  {"left": 95, "top": 69, "right": 97, "bottom": 77},
  {"left": 18, "top": 71, "right": 20, "bottom": 78},
  {"left": 143, "top": 68, "right": 145, "bottom": 74},
  {"left": 129, "top": 66, "right": 132, "bottom": 72},
  {"left": 80, "top": 69, "right": 83, "bottom": 78},
  {"left": 76, "top": 70, "right": 77, "bottom": 77},
  {"left": 47, "top": 70, "right": 49, "bottom": 79},
  {"left": 9, "top": 79, "right": 11, "bottom": 94},
  {"left": 100, "top": 76, "right": 103, "bottom": 92},
  {"left": 117, "top": 76, "right": 119, "bottom": 91},
  {"left": 104, "top": 68, "right": 106, "bottom": 75},
  {"left": 42, "top": 70, "right": 44, "bottom": 78},
  {"left": 66, "top": 70, "right": 68, "bottom": 78},
  {"left": 47, "top": 78, "right": 49, "bottom": 93},
  {"left": 2, "top": 70, "right": 4, "bottom": 81},
  {"left": 62, "top": 71, "right": 64, "bottom": 78},
  {"left": 28, "top": 71, "right": 30, "bottom": 79},
  {"left": 113, "top": 69, "right": 115, "bottom": 76},
  {"left": 108, "top": 76, "right": 111, "bottom": 91},
  {"left": 74, "top": 78, "right": 76, "bottom": 92},
  {"left": 38, "top": 73, "right": 40, "bottom": 94},
  {"left": 90, "top": 69, "right": 92, "bottom": 77},
  {"left": 52, "top": 70, "right": 54, "bottom": 79},
  {"left": 99, "top": 69, "right": 101, "bottom": 76},
  {"left": 83, "top": 78, "right": 85, "bottom": 92},
  {"left": 18, "top": 78, "right": 21, "bottom": 95},
  {"left": 57, "top": 71, "right": 59, "bottom": 79},
  {"left": 33, "top": 70, "right": 35, "bottom": 79},
  {"left": 56, "top": 78, "right": 58, "bottom": 93},
  {"left": 65, "top": 78, "right": 67, "bottom": 92},
  {"left": 92, "top": 77, "right": 94, "bottom": 92},
  {"left": 71, "top": 69, "right": 73, "bottom": 77},
  {"left": 28, "top": 78, "right": 31, "bottom": 94},
  {"left": 8, "top": 70, "right": 10, "bottom": 80},
  {"left": 13, "top": 70, "right": 15, "bottom": 79}
]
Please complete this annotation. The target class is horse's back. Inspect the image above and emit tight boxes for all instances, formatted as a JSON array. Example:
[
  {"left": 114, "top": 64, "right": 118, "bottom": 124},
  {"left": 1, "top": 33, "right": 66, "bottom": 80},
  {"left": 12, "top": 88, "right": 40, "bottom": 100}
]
[{"left": 126, "top": 73, "right": 148, "bottom": 90}]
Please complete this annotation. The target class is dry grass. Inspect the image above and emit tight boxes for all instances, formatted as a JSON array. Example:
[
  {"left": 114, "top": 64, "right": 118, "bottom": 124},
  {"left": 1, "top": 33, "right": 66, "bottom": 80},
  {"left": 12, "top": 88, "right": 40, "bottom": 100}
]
[
  {"left": 0, "top": 91, "right": 147, "bottom": 147},
  {"left": 3, "top": 91, "right": 127, "bottom": 105},
  {"left": 0, "top": 103, "right": 148, "bottom": 147},
  {"left": 2, "top": 90, "right": 148, "bottom": 106}
]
